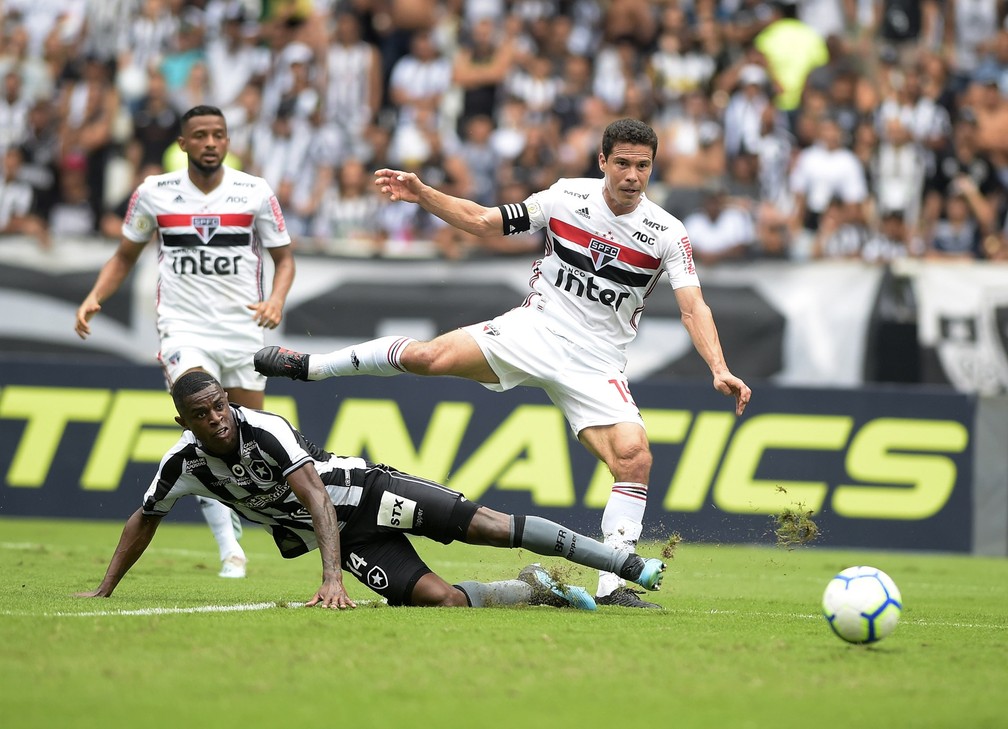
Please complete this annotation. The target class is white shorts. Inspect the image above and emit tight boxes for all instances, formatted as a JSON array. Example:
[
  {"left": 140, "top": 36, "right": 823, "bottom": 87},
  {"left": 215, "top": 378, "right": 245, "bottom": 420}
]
[
  {"left": 158, "top": 333, "right": 266, "bottom": 392},
  {"left": 462, "top": 307, "right": 644, "bottom": 435}
]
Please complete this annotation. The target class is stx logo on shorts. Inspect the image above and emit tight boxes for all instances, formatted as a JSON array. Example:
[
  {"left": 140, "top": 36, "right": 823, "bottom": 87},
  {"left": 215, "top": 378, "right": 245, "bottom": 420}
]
[
  {"left": 589, "top": 238, "right": 619, "bottom": 270},
  {"left": 192, "top": 216, "right": 220, "bottom": 243},
  {"left": 378, "top": 491, "right": 417, "bottom": 529}
]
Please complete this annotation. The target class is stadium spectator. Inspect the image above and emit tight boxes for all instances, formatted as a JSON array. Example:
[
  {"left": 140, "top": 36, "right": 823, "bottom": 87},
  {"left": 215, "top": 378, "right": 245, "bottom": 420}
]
[
  {"left": 788, "top": 114, "right": 869, "bottom": 259},
  {"left": 74, "top": 105, "right": 296, "bottom": 580},
  {"left": 942, "top": 0, "right": 1004, "bottom": 89},
  {"left": 47, "top": 158, "right": 96, "bottom": 236},
  {"left": 322, "top": 10, "right": 384, "bottom": 150},
  {"left": 451, "top": 16, "right": 515, "bottom": 132},
  {"left": 204, "top": 2, "right": 269, "bottom": 109},
  {"left": 862, "top": 208, "right": 918, "bottom": 262},
  {"left": 0, "top": 70, "right": 30, "bottom": 155},
  {"left": 76, "top": 371, "right": 666, "bottom": 609},
  {"left": 256, "top": 118, "right": 750, "bottom": 608},
  {"left": 16, "top": 99, "right": 60, "bottom": 222},
  {"left": 313, "top": 156, "right": 386, "bottom": 255},
  {"left": 682, "top": 180, "right": 758, "bottom": 264},
  {"left": 753, "top": 0, "right": 830, "bottom": 120},
  {"left": 126, "top": 69, "right": 180, "bottom": 174},
  {"left": 56, "top": 54, "right": 119, "bottom": 226},
  {"left": 919, "top": 108, "right": 1004, "bottom": 246},
  {"left": 0, "top": 146, "right": 48, "bottom": 247},
  {"left": 387, "top": 29, "right": 453, "bottom": 133},
  {"left": 812, "top": 195, "right": 867, "bottom": 259}
]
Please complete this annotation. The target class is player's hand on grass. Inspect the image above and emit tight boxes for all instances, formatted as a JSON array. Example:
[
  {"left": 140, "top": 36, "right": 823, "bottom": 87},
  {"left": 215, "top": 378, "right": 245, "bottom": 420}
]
[
  {"left": 74, "top": 588, "right": 111, "bottom": 598},
  {"left": 306, "top": 576, "right": 357, "bottom": 610}
]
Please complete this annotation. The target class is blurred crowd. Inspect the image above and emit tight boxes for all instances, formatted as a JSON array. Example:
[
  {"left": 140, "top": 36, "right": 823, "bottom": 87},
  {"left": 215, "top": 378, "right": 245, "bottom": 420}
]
[{"left": 2, "top": 0, "right": 1008, "bottom": 263}]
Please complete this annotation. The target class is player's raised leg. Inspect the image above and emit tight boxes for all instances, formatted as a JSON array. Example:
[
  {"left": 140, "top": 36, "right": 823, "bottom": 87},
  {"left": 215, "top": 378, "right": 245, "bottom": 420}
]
[{"left": 256, "top": 329, "right": 498, "bottom": 382}]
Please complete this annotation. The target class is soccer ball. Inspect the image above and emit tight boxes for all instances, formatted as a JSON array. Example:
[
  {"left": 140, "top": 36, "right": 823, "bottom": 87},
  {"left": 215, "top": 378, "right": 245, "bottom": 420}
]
[{"left": 821, "top": 566, "right": 902, "bottom": 644}]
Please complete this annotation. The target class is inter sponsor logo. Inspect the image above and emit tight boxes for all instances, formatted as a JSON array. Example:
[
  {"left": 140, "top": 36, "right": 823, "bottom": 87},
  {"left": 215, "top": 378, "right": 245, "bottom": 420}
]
[
  {"left": 232, "top": 181, "right": 255, "bottom": 187},
  {"left": 563, "top": 189, "right": 589, "bottom": 199},
  {"left": 643, "top": 218, "right": 669, "bottom": 232},
  {"left": 157, "top": 179, "right": 180, "bottom": 187},
  {"left": 553, "top": 266, "right": 630, "bottom": 310},
  {"left": 226, "top": 196, "right": 248, "bottom": 204}
]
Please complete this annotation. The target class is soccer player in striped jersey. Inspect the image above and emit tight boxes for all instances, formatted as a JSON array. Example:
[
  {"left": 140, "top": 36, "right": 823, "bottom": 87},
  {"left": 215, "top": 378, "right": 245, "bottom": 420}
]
[
  {"left": 76, "top": 372, "right": 666, "bottom": 610},
  {"left": 74, "top": 105, "right": 296, "bottom": 580},
  {"left": 256, "top": 118, "right": 750, "bottom": 608}
]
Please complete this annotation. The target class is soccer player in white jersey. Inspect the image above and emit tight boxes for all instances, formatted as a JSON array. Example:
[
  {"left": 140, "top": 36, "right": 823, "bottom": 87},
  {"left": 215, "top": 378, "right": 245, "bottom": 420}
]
[
  {"left": 256, "top": 118, "right": 750, "bottom": 607},
  {"left": 75, "top": 105, "right": 296, "bottom": 580},
  {"left": 76, "top": 371, "right": 666, "bottom": 609}
]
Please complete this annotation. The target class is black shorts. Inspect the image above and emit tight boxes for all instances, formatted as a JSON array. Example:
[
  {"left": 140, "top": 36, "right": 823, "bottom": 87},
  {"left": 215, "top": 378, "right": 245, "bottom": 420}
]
[{"left": 339, "top": 464, "right": 480, "bottom": 606}]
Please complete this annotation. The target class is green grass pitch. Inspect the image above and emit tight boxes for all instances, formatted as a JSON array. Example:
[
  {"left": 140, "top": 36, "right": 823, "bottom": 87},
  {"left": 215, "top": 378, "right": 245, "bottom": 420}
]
[{"left": 1, "top": 516, "right": 1006, "bottom": 729}]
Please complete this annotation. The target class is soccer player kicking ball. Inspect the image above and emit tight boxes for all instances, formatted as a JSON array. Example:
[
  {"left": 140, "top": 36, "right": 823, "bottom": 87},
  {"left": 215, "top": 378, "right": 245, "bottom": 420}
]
[
  {"left": 77, "top": 372, "right": 665, "bottom": 610},
  {"left": 255, "top": 118, "right": 750, "bottom": 608}
]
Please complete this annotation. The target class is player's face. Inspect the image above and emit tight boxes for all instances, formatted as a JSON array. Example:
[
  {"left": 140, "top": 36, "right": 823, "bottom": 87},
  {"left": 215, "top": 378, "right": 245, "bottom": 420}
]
[
  {"left": 599, "top": 143, "right": 653, "bottom": 214},
  {"left": 177, "top": 384, "right": 238, "bottom": 456},
  {"left": 179, "top": 115, "right": 229, "bottom": 174}
]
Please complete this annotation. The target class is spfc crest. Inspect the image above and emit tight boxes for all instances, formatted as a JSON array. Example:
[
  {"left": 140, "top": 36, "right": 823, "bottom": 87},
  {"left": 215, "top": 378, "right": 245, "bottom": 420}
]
[
  {"left": 589, "top": 238, "right": 619, "bottom": 270},
  {"left": 192, "top": 216, "right": 220, "bottom": 243}
]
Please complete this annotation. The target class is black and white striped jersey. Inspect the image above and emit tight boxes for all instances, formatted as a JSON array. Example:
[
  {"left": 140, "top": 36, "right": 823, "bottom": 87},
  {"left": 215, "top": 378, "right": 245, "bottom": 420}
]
[{"left": 142, "top": 405, "right": 367, "bottom": 557}]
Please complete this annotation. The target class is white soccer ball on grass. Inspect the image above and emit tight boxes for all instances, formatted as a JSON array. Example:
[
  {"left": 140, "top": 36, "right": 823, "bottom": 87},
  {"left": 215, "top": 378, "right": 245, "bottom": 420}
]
[{"left": 821, "top": 565, "right": 902, "bottom": 644}]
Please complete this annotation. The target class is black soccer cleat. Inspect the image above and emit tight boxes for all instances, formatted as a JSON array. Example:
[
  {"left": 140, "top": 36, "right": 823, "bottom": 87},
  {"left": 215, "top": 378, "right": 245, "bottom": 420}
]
[
  {"left": 596, "top": 586, "right": 663, "bottom": 609},
  {"left": 254, "top": 346, "right": 309, "bottom": 381}
]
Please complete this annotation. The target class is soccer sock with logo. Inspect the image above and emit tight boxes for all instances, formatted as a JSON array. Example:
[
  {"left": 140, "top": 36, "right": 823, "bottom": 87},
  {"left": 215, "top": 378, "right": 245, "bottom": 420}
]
[
  {"left": 509, "top": 515, "right": 639, "bottom": 577},
  {"left": 307, "top": 336, "right": 415, "bottom": 380},
  {"left": 197, "top": 496, "right": 245, "bottom": 562},
  {"left": 596, "top": 483, "right": 647, "bottom": 597}
]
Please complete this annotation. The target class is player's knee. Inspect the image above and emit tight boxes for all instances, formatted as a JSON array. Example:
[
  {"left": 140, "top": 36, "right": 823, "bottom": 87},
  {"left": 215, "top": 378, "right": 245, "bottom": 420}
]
[
  {"left": 400, "top": 341, "right": 448, "bottom": 376},
  {"left": 410, "top": 576, "right": 470, "bottom": 607},
  {"left": 611, "top": 442, "right": 652, "bottom": 480}
]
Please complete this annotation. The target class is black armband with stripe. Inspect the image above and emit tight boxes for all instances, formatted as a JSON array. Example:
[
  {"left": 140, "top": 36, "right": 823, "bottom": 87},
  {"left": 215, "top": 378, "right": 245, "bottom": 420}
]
[{"left": 498, "top": 202, "right": 531, "bottom": 235}]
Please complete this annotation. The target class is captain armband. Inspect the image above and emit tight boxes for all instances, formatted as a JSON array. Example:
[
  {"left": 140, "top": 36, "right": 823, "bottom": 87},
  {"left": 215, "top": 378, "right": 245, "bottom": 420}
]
[{"left": 498, "top": 203, "right": 531, "bottom": 235}]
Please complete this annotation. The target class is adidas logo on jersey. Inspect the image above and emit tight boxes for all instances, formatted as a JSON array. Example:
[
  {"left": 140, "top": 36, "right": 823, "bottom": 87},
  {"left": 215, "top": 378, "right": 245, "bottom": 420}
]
[
  {"left": 173, "top": 195, "right": 184, "bottom": 203},
  {"left": 575, "top": 207, "right": 590, "bottom": 219}
]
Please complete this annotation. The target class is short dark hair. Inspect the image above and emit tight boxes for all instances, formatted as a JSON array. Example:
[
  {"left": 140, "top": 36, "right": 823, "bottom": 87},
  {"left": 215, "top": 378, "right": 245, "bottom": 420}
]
[
  {"left": 171, "top": 370, "right": 221, "bottom": 413},
  {"left": 181, "top": 105, "right": 226, "bottom": 129},
  {"left": 601, "top": 118, "right": 658, "bottom": 159}
]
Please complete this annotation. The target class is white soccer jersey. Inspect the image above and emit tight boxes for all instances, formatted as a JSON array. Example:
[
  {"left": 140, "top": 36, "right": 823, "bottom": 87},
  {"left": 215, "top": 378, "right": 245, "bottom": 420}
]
[
  {"left": 122, "top": 166, "right": 291, "bottom": 346},
  {"left": 142, "top": 406, "right": 367, "bottom": 557},
  {"left": 510, "top": 177, "right": 699, "bottom": 361}
]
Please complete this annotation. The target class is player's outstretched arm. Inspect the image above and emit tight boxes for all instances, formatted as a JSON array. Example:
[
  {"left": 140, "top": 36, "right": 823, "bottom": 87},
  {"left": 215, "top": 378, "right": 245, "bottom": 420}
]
[
  {"left": 374, "top": 168, "right": 503, "bottom": 237},
  {"left": 288, "top": 464, "right": 356, "bottom": 610},
  {"left": 75, "top": 239, "right": 145, "bottom": 339},
  {"left": 675, "top": 286, "right": 752, "bottom": 416},
  {"left": 75, "top": 508, "right": 163, "bottom": 597}
]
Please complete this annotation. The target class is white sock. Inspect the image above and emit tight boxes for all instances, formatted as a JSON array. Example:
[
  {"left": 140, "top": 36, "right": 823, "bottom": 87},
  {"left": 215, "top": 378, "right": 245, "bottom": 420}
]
[
  {"left": 308, "top": 336, "right": 415, "bottom": 380},
  {"left": 597, "top": 482, "right": 647, "bottom": 597},
  {"left": 197, "top": 496, "right": 244, "bottom": 562}
]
